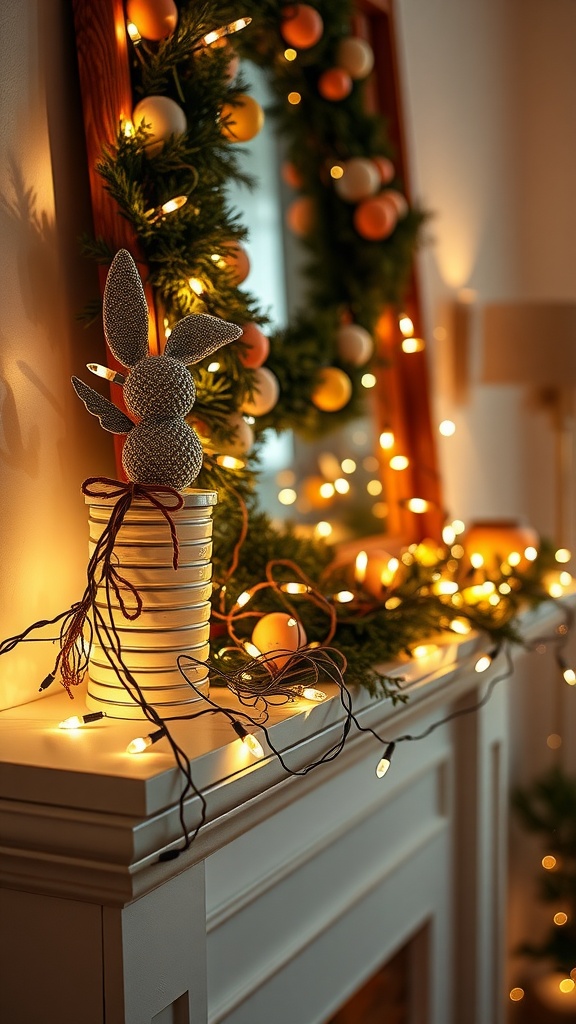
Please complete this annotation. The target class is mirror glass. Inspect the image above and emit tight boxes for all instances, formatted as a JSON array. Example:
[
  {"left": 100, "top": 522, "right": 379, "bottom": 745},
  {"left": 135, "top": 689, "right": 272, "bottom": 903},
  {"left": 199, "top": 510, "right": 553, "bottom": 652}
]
[{"left": 226, "top": 61, "right": 386, "bottom": 545}]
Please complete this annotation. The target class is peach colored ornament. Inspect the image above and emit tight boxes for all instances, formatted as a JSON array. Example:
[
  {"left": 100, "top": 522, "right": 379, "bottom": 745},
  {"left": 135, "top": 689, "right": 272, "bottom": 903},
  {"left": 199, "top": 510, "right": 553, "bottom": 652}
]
[
  {"left": 220, "top": 94, "right": 265, "bottom": 142},
  {"left": 221, "top": 413, "right": 254, "bottom": 456},
  {"left": 336, "top": 36, "right": 374, "bottom": 80},
  {"left": 311, "top": 367, "right": 352, "bottom": 412},
  {"left": 126, "top": 0, "right": 178, "bottom": 40},
  {"left": 463, "top": 520, "right": 539, "bottom": 572},
  {"left": 222, "top": 242, "right": 250, "bottom": 284},
  {"left": 334, "top": 157, "right": 380, "bottom": 203},
  {"left": 372, "top": 155, "right": 395, "bottom": 184},
  {"left": 238, "top": 323, "right": 270, "bottom": 369},
  {"left": 241, "top": 367, "right": 280, "bottom": 416},
  {"left": 280, "top": 4, "right": 324, "bottom": 49},
  {"left": 335, "top": 323, "right": 374, "bottom": 366},
  {"left": 383, "top": 189, "right": 409, "bottom": 218},
  {"left": 318, "top": 67, "right": 353, "bottom": 102},
  {"left": 252, "top": 612, "right": 307, "bottom": 671},
  {"left": 132, "top": 95, "right": 186, "bottom": 156},
  {"left": 281, "top": 161, "right": 304, "bottom": 189},
  {"left": 353, "top": 195, "right": 397, "bottom": 240},
  {"left": 286, "top": 195, "right": 315, "bottom": 236},
  {"left": 362, "top": 550, "right": 400, "bottom": 599}
]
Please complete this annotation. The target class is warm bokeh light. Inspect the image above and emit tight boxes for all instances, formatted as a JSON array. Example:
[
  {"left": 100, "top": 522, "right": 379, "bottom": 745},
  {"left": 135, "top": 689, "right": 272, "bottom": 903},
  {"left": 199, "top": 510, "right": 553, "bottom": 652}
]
[
  {"left": 542, "top": 855, "right": 557, "bottom": 870},
  {"left": 379, "top": 430, "right": 395, "bottom": 450},
  {"left": 563, "top": 668, "right": 576, "bottom": 685},
  {"left": 525, "top": 546, "right": 538, "bottom": 561},
  {"left": 406, "top": 498, "right": 430, "bottom": 513},
  {"left": 401, "top": 336, "right": 425, "bottom": 353},
  {"left": 470, "top": 552, "right": 484, "bottom": 569},
  {"left": 361, "top": 373, "right": 377, "bottom": 388},
  {"left": 341, "top": 459, "right": 356, "bottom": 473},
  {"left": 207, "top": 361, "right": 220, "bottom": 372},
  {"left": 334, "top": 477, "right": 350, "bottom": 494},
  {"left": 559, "top": 979, "right": 575, "bottom": 993},
  {"left": 367, "top": 479, "right": 383, "bottom": 496},
  {"left": 315, "top": 521, "right": 333, "bottom": 538},
  {"left": 555, "top": 548, "right": 572, "bottom": 563},
  {"left": 398, "top": 314, "right": 414, "bottom": 336},
  {"left": 439, "top": 419, "right": 456, "bottom": 436},
  {"left": 284, "top": 47, "right": 297, "bottom": 60},
  {"left": 335, "top": 590, "right": 354, "bottom": 603},
  {"left": 330, "top": 164, "right": 344, "bottom": 179},
  {"left": 319, "top": 482, "right": 335, "bottom": 499},
  {"left": 389, "top": 455, "right": 409, "bottom": 471},
  {"left": 288, "top": 91, "right": 301, "bottom": 105},
  {"left": 278, "top": 488, "right": 297, "bottom": 505},
  {"left": 509, "top": 988, "right": 524, "bottom": 1002},
  {"left": 452, "top": 520, "right": 466, "bottom": 534},
  {"left": 548, "top": 734, "right": 563, "bottom": 750},
  {"left": 554, "top": 912, "right": 569, "bottom": 926}
]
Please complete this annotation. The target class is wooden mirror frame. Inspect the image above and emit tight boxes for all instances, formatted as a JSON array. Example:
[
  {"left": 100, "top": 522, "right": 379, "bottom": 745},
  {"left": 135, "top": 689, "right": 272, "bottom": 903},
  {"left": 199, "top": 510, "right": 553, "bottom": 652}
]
[{"left": 71, "top": 0, "right": 443, "bottom": 546}]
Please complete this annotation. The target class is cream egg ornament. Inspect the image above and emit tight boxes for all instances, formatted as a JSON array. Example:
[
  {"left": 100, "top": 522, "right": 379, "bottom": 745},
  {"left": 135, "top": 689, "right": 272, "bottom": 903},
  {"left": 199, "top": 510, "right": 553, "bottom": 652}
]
[
  {"left": 336, "top": 324, "right": 374, "bottom": 366},
  {"left": 132, "top": 95, "right": 186, "bottom": 156},
  {"left": 72, "top": 250, "right": 242, "bottom": 490},
  {"left": 336, "top": 36, "right": 375, "bottom": 80},
  {"left": 252, "top": 612, "right": 307, "bottom": 671},
  {"left": 334, "top": 158, "right": 381, "bottom": 203},
  {"left": 241, "top": 367, "right": 280, "bottom": 416},
  {"left": 220, "top": 413, "right": 254, "bottom": 457}
]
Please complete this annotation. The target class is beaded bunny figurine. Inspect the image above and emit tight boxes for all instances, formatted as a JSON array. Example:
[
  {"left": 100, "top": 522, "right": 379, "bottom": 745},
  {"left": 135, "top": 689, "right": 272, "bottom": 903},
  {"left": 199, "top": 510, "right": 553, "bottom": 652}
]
[{"left": 72, "top": 249, "right": 242, "bottom": 490}]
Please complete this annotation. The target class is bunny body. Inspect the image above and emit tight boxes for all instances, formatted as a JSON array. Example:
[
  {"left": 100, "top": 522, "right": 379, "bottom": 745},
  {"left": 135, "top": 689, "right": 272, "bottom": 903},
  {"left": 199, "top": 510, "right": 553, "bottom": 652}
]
[{"left": 72, "top": 250, "right": 242, "bottom": 490}]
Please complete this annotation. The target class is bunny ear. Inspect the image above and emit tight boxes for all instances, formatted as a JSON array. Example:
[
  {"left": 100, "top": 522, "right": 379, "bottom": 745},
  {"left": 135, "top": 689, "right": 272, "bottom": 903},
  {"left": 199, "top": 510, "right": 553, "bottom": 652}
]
[
  {"left": 165, "top": 313, "right": 242, "bottom": 364},
  {"left": 103, "top": 250, "right": 149, "bottom": 367},
  {"left": 72, "top": 377, "right": 134, "bottom": 434}
]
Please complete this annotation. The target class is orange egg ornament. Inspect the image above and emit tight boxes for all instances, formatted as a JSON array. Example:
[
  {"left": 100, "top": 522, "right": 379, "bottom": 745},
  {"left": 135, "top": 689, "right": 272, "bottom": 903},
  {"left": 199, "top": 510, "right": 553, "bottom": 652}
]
[
  {"left": 220, "top": 94, "right": 265, "bottom": 142},
  {"left": 222, "top": 242, "right": 250, "bottom": 284},
  {"left": 238, "top": 323, "right": 270, "bottom": 369},
  {"left": 353, "top": 194, "right": 397, "bottom": 240},
  {"left": 252, "top": 612, "right": 307, "bottom": 671},
  {"left": 311, "top": 367, "right": 352, "bottom": 412},
  {"left": 280, "top": 5, "right": 324, "bottom": 49},
  {"left": 281, "top": 161, "right": 304, "bottom": 189},
  {"left": 318, "top": 67, "right": 353, "bottom": 102},
  {"left": 286, "top": 196, "right": 315, "bottom": 236},
  {"left": 126, "top": 0, "right": 178, "bottom": 40}
]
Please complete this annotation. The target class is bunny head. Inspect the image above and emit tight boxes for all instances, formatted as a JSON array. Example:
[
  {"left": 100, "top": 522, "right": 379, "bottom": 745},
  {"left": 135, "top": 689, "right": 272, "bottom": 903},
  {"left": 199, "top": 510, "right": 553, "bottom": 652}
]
[{"left": 72, "top": 249, "right": 243, "bottom": 490}]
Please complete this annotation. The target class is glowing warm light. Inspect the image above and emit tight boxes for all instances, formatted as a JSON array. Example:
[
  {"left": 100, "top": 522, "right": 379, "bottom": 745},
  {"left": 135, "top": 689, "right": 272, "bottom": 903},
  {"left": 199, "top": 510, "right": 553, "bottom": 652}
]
[
  {"left": 439, "top": 419, "right": 456, "bottom": 437},
  {"left": 334, "top": 477, "right": 350, "bottom": 494},
  {"left": 451, "top": 544, "right": 465, "bottom": 559},
  {"left": 488, "top": 594, "right": 501, "bottom": 606},
  {"left": 278, "top": 488, "right": 297, "bottom": 505},
  {"left": 525, "top": 546, "right": 538, "bottom": 561},
  {"left": 405, "top": 498, "right": 430, "bottom": 514},
  {"left": 556, "top": 548, "right": 572, "bottom": 563},
  {"left": 412, "top": 644, "right": 438, "bottom": 659},
  {"left": 398, "top": 314, "right": 414, "bottom": 336},
  {"left": 563, "top": 668, "right": 576, "bottom": 685},
  {"left": 59, "top": 712, "right": 105, "bottom": 730},
  {"left": 244, "top": 641, "right": 261, "bottom": 658},
  {"left": 189, "top": 277, "right": 205, "bottom": 295},
  {"left": 87, "top": 363, "right": 126, "bottom": 385},
  {"left": 126, "top": 21, "right": 142, "bottom": 42},
  {"left": 560, "top": 571, "right": 573, "bottom": 586},
  {"left": 361, "top": 373, "right": 377, "bottom": 388},
  {"left": 236, "top": 591, "right": 252, "bottom": 608},
  {"left": 161, "top": 195, "right": 187, "bottom": 214},
  {"left": 280, "top": 582, "right": 309, "bottom": 595},
  {"left": 475, "top": 654, "right": 492, "bottom": 673},
  {"left": 207, "top": 361, "right": 220, "bottom": 372},
  {"left": 123, "top": 120, "right": 135, "bottom": 137},
  {"left": 299, "top": 686, "right": 326, "bottom": 702},
  {"left": 450, "top": 617, "right": 472, "bottom": 635},
  {"left": 542, "top": 855, "right": 557, "bottom": 870},
  {"left": 341, "top": 459, "right": 356, "bottom": 473},
  {"left": 367, "top": 479, "right": 382, "bottom": 496},
  {"left": 401, "top": 336, "right": 425, "bottom": 353},
  {"left": 549, "top": 582, "right": 564, "bottom": 598},
  {"left": 319, "top": 482, "right": 335, "bottom": 499},
  {"left": 433, "top": 580, "right": 459, "bottom": 596},
  {"left": 560, "top": 979, "right": 575, "bottom": 993},
  {"left": 442, "top": 525, "right": 456, "bottom": 545},
  {"left": 509, "top": 988, "right": 524, "bottom": 1002},
  {"left": 375, "top": 742, "right": 395, "bottom": 778},
  {"left": 216, "top": 454, "right": 245, "bottom": 470},
  {"left": 372, "top": 502, "right": 388, "bottom": 519},
  {"left": 547, "top": 734, "right": 562, "bottom": 750},
  {"left": 389, "top": 455, "right": 409, "bottom": 471},
  {"left": 288, "top": 91, "right": 302, "bottom": 105},
  {"left": 554, "top": 912, "right": 568, "bottom": 926},
  {"left": 452, "top": 520, "right": 466, "bottom": 534},
  {"left": 315, "top": 521, "right": 333, "bottom": 538},
  {"left": 507, "top": 551, "right": 521, "bottom": 566},
  {"left": 499, "top": 582, "right": 512, "bottom": 595},
  {"left": 379, "top": 430, "right": 395, "bottom": 450},
  {"left": 470, "top": 552, "right": 484, "bottom": 569},
  {"left": 335, "top": 590, "right": 355, "bottom": 603},
  {"left": 127, "top": 731, "right": 164, "bottom": 754},
  {"left": 201, "top": 17, "right": 252, "bottom": 46},
  {"left": 330, "top": 164, "right": 344, "bottom": 179},
  {"left": 243, "top": 733, "right": 264, "bottom": 758},
  {"left": 284, "top": 47, "right": 297, "bottom": 60},
  {"left": 355, "top": 550, "right": 368, "bottom": 584}
]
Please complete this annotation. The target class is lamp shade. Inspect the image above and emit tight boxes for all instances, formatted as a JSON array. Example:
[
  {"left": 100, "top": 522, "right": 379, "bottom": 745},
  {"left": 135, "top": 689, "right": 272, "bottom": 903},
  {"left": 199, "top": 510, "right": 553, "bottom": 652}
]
[{"left": 482, "top": 303, "right": 576, "bottom": 386}]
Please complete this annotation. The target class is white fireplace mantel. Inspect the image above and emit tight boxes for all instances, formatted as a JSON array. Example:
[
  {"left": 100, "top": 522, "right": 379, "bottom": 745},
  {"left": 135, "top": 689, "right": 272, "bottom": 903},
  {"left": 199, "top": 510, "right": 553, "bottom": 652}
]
[{"left": 0, "top": 600, "right": 569, "bottom": 1024}]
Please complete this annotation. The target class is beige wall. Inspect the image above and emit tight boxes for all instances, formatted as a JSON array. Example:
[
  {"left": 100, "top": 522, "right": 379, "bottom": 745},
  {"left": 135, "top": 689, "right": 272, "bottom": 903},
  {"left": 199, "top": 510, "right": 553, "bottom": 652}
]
[{"left": 0, "top": 0, "right": 114, "bottom": 710}]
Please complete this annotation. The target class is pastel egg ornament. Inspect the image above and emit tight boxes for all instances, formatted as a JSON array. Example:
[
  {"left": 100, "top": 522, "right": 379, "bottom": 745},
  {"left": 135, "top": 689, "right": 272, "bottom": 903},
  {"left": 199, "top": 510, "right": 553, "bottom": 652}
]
[
  {"left": 241, "top": 367, "right": 280, "bottom": 416},
  {"left": 336, "top": 36, "right": 375, "bottom": 80},
  {"left": 382, "top": 189, "right": 409, "bottom": 219},
  {"left": 285, "top": 195, "right": 315, "bottom": 236},
  {"left": 373, "top": 155, "right": 395, "bottom": 185},
  {"left": 237, "top": 323, "right": 270, "bottom": 369},
  {"left": 221, "top": 242, "right": 251, "bottom": 284},
  {"left": 132, "top": 95, "right": 186, "bottom": 156},
  {"left": 220, "top": 413, "right": 254, "bottom": 457},
  {"left": 280, "top": 4, "right": 324, "bottom": 49},
  {"left": 220, "top": 94, "right": 265, "bottom": 142},
  {"left": 336, "top": 324, "right": 374, "bottom": 367},
  {"left": 311, "top": 367, "right": 353, "bottom": 412},
  {"left": 318, "top": 67, "right": 353, "bottom": 102},
  {"left": 126, "top": 0, "right": 178, "bottom": 40},
  {"left": 252, "top": 612, "right": 308, "bottom": 671},
  {"left": 334, "top": 157, "right": 381, "bottom": 203},
  {"left": 353, "top": 194, "right": 398, "bottom": 240}
]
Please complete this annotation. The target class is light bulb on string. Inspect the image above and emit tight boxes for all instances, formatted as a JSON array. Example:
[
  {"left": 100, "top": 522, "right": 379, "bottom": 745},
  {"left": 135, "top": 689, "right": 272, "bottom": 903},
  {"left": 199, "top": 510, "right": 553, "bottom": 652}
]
[
  {"left": 293, "top": 685, "right": 327, "bottom": 702},
  {"left": 200, "top": 17, "right": 252, "bottom": 47},
  {"left": 401, "top": 336, "right": 425, "bottom": 354},
  {"left": 376, "top": 742, "right": 396, "bottom": 778},
  {"left": 146, "top": 195, "right": 188, "bottom": 222},
  {"left": 126, "top": 21, "right": 142, "bottom": 43},
  {"left": 474, "top": 646, "right": 500, "bottom": 673},
  {"left": 379, "top": 430, "right": 394, "bottom": 450},
  {"left": 189, "top": 277, "right": 205, "bottom": 296},
  {"left": 231, "top": 720, "right": 264, "bottom": 758},
  {"left": 87, "top": 363, "right": 126, "bottom": 385},
  {"left": 398, "top": 314, "right": 414, "bottom": 336},
  {"left": 215, "top": 454, "right": 246, "bottom": 470},
  {"left": 59, "top": 712, "right": 106, "bottom": 729},
  {"left": 126, "top": 727, "right": 167, "bottom": 754},
  {"left": 280, "top": 582, "right": 310, "bottom": 595}
]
